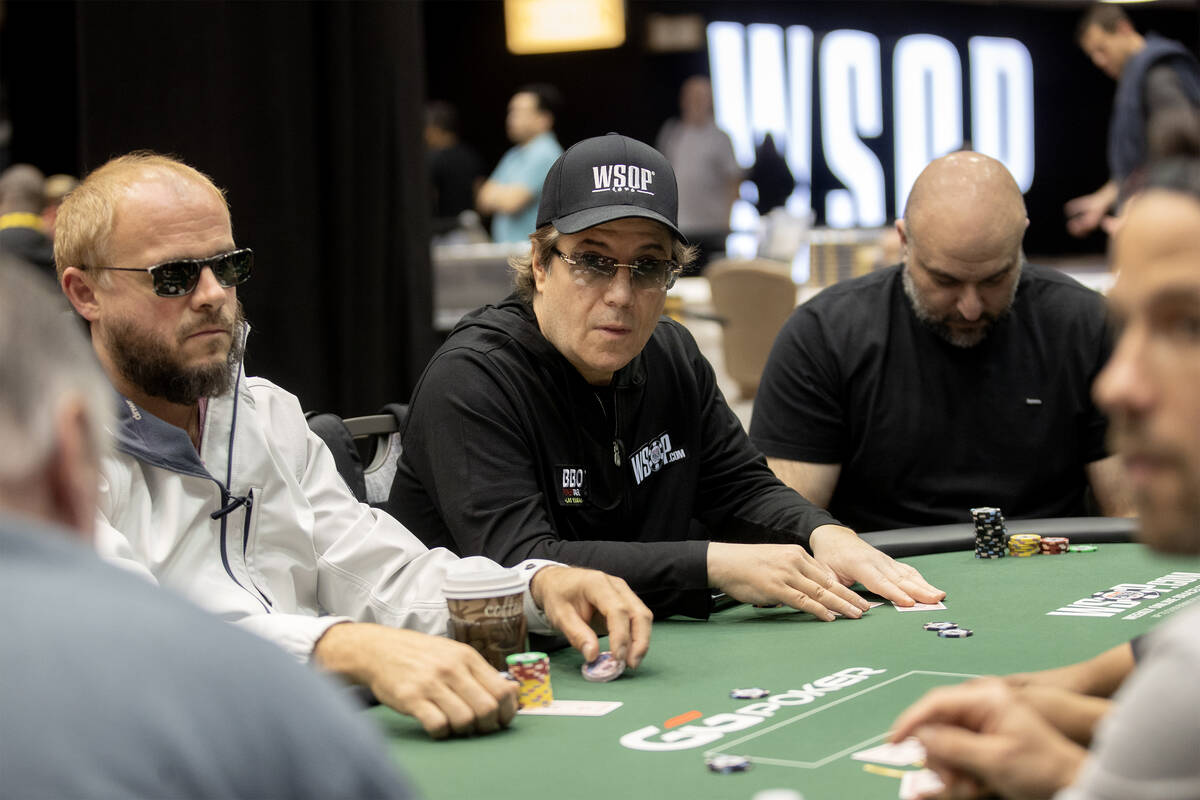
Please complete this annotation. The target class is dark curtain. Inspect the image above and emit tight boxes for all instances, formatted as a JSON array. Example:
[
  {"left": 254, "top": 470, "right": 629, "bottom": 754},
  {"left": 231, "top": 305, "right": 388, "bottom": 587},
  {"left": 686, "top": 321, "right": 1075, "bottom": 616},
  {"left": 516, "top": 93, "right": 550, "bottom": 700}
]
[{"left": 72, "top": 0, "right": 435, "bottom": 415}]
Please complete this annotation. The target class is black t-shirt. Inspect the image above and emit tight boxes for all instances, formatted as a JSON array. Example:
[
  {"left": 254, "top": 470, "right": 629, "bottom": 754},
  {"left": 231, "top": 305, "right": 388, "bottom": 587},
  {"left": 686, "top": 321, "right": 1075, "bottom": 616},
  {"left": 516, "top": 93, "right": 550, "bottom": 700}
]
[{"left": 749, "top": 264, "right": 1112, "bottom": 532}]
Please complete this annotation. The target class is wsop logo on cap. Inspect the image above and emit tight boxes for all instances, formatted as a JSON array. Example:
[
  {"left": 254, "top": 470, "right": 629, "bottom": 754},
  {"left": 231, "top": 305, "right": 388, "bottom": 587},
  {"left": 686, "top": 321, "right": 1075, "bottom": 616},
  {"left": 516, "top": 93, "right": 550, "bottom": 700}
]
[
  {"left": 591, "top": 164, "right": 655, "bottom": 195},
  {"left": 557, "top": 466, "right": 587, "bottom": 506},
  {"left": 630, "top": 432, "right": 686, "bottom": 486}
]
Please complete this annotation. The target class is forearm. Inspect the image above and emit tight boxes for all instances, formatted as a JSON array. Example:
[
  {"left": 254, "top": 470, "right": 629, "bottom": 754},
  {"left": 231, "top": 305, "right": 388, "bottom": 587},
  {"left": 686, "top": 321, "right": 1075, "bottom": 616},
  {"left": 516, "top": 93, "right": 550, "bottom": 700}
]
[{"left": 476, "top": 181, "right": 534, "bottom": 215}]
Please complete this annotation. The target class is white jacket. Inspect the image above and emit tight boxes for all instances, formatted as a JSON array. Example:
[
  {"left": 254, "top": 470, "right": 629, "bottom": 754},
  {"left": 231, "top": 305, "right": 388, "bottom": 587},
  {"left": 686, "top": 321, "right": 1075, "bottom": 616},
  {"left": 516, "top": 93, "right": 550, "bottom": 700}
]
[{"left": 95, "top": 351, "right": 554, "bottom": 661}]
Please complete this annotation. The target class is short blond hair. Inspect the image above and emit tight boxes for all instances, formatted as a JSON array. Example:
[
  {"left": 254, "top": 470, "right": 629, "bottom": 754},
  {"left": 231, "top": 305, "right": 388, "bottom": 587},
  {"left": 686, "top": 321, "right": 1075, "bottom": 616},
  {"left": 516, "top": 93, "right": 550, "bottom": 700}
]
[
  {"left": 509, "top": 224, "right": 698, "bottom": 302},
  {"left": 54, "top": 152, "right": 228, "bottom": 282}
]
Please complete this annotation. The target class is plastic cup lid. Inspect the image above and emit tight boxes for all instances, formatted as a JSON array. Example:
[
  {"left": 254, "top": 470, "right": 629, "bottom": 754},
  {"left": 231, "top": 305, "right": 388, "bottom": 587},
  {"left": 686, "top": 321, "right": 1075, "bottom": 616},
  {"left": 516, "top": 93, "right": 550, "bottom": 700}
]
[{"left": 442, "top": 556, "right": 525, "bottom": 599}]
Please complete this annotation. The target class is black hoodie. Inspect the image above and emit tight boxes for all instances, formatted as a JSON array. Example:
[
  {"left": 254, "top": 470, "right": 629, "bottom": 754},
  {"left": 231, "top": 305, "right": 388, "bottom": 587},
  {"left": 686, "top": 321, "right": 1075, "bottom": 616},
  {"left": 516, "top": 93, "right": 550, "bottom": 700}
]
[{"left": 387, "top": 296, "right": 840, "bottom": 618}]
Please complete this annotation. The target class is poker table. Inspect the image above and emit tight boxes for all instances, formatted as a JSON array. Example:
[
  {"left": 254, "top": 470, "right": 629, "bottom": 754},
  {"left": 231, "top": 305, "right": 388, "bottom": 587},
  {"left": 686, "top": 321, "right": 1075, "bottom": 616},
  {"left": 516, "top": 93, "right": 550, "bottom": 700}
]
[{"left": 372, "top": 518, "right": 1200, "bottom": 800}]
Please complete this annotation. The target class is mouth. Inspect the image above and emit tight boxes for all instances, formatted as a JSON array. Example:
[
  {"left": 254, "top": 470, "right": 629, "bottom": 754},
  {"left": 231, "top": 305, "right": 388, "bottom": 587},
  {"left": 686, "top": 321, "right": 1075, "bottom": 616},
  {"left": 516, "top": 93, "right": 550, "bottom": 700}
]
[{"left": 595, "top": 324, "right": 632, "bottom": 337}]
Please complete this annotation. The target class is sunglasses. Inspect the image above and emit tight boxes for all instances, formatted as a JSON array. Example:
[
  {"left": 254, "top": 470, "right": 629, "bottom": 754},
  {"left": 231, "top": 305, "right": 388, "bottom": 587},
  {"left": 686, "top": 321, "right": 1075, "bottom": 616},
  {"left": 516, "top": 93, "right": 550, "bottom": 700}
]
[
  {"left": 84, "top": 248, "right": 253, "bottom": 297},
  {"left": 553, "top": 249, "right": 682, "bottom": 292}
]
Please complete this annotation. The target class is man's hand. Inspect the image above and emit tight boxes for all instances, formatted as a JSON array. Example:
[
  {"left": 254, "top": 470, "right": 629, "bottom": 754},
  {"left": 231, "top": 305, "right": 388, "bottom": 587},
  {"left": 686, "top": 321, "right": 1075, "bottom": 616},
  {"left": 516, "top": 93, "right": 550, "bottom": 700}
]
[
  {"left": 891, "top": 678, "right": 1088, "bottom": 800},
  {"left": 706, "top": 541, "right": 872, "bottom": 621},
  {"left": 809, "top": 525, "right": 945, "bottom": 607},
  {"left": 1005, "top": 641, "right": 1135, "bottom": 698},
  {"left": 529, "top": 566, "right": 652, "bottom": 669},
  {"left": 313, "top": 622, "right": 517, "bottom": 739},
  {"left": 1065, "top": 181, "right": 1119, "bottom": 238}
]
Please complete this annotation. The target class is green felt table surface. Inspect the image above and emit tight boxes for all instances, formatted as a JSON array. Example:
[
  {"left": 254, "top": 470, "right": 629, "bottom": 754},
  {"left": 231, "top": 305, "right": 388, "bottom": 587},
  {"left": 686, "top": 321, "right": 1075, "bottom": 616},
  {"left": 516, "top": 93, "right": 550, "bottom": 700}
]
[{"left": 373, "top": 543, "right": 1200, "bottom": 800}]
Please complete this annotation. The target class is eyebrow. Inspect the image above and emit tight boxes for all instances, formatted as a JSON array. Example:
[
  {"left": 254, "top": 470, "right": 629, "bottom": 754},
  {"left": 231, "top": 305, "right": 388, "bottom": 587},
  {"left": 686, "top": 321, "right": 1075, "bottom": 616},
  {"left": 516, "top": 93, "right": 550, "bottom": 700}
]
[
  {"left": 923, "top": 259, "right": 1017, "bottom": 284},
  {"left": 1118, "top": 286, "right": 1200, "bottom": 317},
  {"left": 573, "top": 236, "right": 669, "bottom": 257}
]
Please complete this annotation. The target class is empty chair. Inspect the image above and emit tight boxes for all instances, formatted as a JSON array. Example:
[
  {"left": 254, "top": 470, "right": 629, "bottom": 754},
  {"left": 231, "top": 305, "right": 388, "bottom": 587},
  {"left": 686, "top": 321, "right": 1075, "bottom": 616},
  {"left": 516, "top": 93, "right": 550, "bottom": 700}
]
[{"left": 705, "top": 258, "right": 798, "bottom": 399}]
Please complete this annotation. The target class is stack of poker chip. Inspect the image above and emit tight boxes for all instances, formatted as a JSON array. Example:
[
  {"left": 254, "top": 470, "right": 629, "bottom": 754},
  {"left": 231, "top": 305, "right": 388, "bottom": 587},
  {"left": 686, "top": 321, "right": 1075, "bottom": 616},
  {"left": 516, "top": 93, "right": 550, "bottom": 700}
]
[
  {"left": 506, "top": 651, "right": 553, "bottom": 708},
  {"left": 1008, "top": 533, "right": 1042, "bottom": 557},
  {"left": 971, "top": 507, "right": 1007, "bottom": 558},
  {"left": 1040, "top": 536, "right": 1070, "bottom": 555}
]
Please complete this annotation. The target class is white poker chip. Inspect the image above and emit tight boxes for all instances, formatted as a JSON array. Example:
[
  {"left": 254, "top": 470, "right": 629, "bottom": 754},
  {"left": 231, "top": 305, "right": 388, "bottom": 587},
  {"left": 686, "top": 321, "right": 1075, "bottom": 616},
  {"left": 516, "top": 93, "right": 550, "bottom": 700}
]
[
  {"left": 729, "top": 687, "right": 770, "bottom": 699},
  {"left": 581, "top": 651, "right": 626, "bottom": 682},
  {"left": 706, "top": 754, "right": 752, "bottom": 773},
  {"left": 923, "top": 621, "right": 958, "bottom": 631},
  {"left": 937, "top": 628, "right": 974, "bottom": 638}
]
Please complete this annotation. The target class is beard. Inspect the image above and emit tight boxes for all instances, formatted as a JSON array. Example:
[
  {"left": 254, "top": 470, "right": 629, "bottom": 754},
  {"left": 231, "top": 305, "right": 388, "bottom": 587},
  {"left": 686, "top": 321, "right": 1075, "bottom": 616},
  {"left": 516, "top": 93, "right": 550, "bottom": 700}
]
[
  {"left": 1110, "top": 425, "right": 1200, "bottom": 556},
  {"left": 103, "top": 302, "right": 246, "bottom": 405},
  {"left": 901, "top": 264, "right": 1019, "bottom": 348}
]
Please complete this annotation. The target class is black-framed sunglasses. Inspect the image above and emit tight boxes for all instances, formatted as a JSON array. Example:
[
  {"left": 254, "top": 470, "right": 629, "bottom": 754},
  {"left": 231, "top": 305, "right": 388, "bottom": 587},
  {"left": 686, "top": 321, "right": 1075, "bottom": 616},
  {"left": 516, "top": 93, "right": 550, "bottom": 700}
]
[
  {"left": 82, "top": 248, "right": 253, "bottom": 297},
  {"left": 553, "top": 249, "right": 682, "bottom": 292}
]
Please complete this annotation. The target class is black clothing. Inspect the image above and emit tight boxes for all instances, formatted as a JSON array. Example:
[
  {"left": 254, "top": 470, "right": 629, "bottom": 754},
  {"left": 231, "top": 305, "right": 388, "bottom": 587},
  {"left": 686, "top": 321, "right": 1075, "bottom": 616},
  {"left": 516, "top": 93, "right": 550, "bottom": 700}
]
[
  {"left": 388, "top": 296, "right": 839, "bottom": 618},
  {"left": 428, "top": 142, "right": 484, "bottom": 234},
  {"left": 749, "top": 264, "right": 1112, "bottom": 533},
  {"left": 1109, "top": 32, "right": 1200, "bottom": 183},
  {"left": 0, "top": 224, "right": 54, "bottom": 276}
]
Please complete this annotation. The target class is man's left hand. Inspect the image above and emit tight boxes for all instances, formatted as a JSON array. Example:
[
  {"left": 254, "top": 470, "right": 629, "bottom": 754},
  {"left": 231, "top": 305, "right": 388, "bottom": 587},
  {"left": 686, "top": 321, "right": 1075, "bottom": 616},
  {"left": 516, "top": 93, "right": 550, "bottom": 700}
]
[
  {"left": 529, "top": 566, "right": 652, "bottom": 669},
  {"left": 809, "top": 525, "right": 945, "bottom": 607}
]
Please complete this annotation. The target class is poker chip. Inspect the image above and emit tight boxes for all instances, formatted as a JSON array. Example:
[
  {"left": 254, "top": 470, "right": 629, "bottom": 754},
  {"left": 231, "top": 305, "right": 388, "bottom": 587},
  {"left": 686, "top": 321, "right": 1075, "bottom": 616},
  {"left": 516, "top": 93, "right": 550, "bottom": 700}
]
[
  {"left": 498, "top": 670, "right": 519, "bottom": 684},
  {"left": 1069, "top": 544, "right": 1098, "bottom": 553},
  {"left": 923, "top": 621, "right": 958, "bottom": 631},
  {"left": 1008, "top": 533, "right": 1041, "bottom": 557},
  {"left": 1040, "top": 536, "right": 1070, "bottom": 555},
  {"left": 506, "top": 651, "right": 553, "bottom": 708},
  {"left": 706, "top": 754, "right": 752, "bottom": 773},
  {"left": 730, "top": 687, "right": 771, "bottom": 699},
  {"left": 938, "top": 628, "right": 973, "bottom": 638},
  {"left": 581, "top": 651, "right": 626, "bottom": 683},
  {"left": 971, "top": 506, "right": 1008, "bottom": 559}
]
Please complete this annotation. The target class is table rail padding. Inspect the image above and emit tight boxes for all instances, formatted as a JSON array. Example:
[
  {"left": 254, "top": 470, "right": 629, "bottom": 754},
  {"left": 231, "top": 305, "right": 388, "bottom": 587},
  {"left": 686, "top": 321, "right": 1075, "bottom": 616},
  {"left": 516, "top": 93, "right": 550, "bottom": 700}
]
[{"left": 859, "top": 516, "right": 1138, "bottom": 558}]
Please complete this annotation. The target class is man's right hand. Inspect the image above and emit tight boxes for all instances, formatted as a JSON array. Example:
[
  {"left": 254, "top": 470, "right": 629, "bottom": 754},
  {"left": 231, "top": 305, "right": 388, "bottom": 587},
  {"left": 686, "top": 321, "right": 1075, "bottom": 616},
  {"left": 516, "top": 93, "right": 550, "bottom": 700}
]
[
  {"left": 1064, "top": 181, "right": 1119, "bottom": 238},
  {"left": 706, "top": 542, "right": 871, "bottom": 621},
  {"left": 313, "top": 622, "right": 518, "bottom": 739}
]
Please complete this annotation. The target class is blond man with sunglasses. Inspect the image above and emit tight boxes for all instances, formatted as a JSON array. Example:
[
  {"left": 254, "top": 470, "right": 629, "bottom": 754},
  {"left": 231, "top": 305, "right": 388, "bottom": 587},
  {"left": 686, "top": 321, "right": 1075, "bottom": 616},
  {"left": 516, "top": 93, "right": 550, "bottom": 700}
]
[
  {"left": 390, "top": 134, "right": 943, "bottom": 620},
  {"left": 56, "top": 152, "right": 653, "bottom": 740}
]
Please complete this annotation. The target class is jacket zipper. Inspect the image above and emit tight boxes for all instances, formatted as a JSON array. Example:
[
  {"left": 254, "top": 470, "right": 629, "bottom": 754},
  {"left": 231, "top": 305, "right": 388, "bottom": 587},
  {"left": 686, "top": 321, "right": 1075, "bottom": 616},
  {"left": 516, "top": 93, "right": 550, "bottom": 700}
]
[{"left": 215, "top": 487, "right": 270, "bottom": 613}]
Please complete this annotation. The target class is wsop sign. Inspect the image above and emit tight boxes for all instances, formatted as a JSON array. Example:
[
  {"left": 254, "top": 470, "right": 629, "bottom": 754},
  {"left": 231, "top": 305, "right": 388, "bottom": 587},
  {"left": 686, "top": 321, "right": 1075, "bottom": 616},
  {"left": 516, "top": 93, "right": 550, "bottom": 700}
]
[{"left": 708, "top": 23, "right": 1033, "bottom": 227}]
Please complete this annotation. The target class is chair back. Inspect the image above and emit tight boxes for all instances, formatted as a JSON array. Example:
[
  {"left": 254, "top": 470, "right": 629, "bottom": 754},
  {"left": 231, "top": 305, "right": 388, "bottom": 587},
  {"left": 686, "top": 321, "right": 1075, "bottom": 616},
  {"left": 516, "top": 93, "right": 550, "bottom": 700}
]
[
  {"left": 305, "top": 403, "right": 409, "bottom": 506},
  {"left": 705, "top": 258, "right": 797, "bottom": 399}
]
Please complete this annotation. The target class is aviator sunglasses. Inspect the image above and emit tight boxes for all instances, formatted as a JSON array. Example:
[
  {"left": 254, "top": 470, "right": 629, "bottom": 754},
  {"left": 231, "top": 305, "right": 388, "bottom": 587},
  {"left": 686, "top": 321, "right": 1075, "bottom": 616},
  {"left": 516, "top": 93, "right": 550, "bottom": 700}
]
[
  {"left": 82, "top": 248, "right": 253, "bottom": 297},
  {"left": 553, "top": 249, "right": 682, "bottom": 292}
]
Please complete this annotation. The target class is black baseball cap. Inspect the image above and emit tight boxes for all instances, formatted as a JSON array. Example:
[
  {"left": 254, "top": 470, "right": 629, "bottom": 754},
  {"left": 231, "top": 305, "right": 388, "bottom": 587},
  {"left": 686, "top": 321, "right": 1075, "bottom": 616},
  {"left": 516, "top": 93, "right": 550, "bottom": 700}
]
[{"left": 536, "top": 133, "right": 687, "bottom": 243}]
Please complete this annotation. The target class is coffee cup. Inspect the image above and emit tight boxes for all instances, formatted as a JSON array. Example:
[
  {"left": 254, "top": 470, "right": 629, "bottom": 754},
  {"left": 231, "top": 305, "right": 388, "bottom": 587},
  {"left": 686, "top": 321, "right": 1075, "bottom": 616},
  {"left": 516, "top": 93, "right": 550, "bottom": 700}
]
[{"left": 442, "top": 557, "right": 528, "bottom": 670}]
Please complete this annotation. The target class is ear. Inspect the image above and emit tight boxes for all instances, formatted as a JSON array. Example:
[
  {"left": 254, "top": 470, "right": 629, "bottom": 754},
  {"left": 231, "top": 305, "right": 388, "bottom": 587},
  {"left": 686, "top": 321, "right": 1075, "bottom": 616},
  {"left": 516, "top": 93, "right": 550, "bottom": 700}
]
[
  {"left": 532, "top": 249, "right": 549, "bottom": 294},
  {"left": 45, "top": 398, "right": 100, "bottom": 540},
  {"left": 895, "top": 218, "right": 909, "bottom": 248},
  {"left": 61, "top": 267, "right": 102, "bottom": 323}
]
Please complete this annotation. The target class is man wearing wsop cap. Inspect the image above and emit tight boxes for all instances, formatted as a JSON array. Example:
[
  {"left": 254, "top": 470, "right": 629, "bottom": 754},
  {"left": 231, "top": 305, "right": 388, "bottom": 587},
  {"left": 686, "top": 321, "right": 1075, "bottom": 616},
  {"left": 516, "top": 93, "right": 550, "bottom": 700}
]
[{"left": 389, "top": 134, "right": 944, "bottom": 619}]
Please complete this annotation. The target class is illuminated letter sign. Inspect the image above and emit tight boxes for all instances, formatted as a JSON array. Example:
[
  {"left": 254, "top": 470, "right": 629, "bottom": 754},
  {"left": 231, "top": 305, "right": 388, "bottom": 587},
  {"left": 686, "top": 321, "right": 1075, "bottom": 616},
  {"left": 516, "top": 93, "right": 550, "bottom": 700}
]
[
  {"left": 970, "top": 36, "right": 1035, "bottom": 192},
  {"left": 707, "top": 23, "right": 1034, "bottom": 228},
  {"left": 820, "top": 30, "right": 886, "bottom": 228},
  {"left": 893, "top": 34, "right": 963, "bottom": 217}
]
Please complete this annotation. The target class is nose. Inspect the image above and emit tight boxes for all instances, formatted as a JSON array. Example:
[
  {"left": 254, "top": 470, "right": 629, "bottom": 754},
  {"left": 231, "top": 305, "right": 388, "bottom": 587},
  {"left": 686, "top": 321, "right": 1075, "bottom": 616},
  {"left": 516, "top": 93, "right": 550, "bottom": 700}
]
[
  {"left": 1093, "top": 324, "right": 1154, "bottom": 417},
  {"left": 603, "top": 265, "right": 636, "bottom": 307},
  {"left": 957, "top": 285, "right": 983, "bottom": 321},
  {"left": 190, "top": 264, "right": 229, "bottom": 309}
]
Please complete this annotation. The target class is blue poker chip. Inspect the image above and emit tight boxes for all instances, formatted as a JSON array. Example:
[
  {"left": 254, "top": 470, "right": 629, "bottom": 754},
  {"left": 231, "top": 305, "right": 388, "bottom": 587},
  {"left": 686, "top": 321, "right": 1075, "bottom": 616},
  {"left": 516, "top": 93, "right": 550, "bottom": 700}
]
[
  {"left": 729, "top": 687, "right": 770, "bottom": 699},
  {"left": 923, "top": 622, "right": 958, "bottom": 631},
  {"left": 581, "top": 651, "right": 626, "bottom": 683},
  {"left": 938, "top": 628, "right": 974, "bottom": 638},
  {"left": 706, "top": 754, "right": 752, "bottom": 773}
]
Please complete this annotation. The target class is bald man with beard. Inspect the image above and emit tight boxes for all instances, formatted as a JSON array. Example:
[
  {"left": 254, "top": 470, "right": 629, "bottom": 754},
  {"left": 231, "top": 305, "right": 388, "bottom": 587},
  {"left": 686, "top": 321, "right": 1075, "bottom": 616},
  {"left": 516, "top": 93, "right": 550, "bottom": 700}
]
[{"left": 750, "top": 152, "right": 1132, "bottom": 532}]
